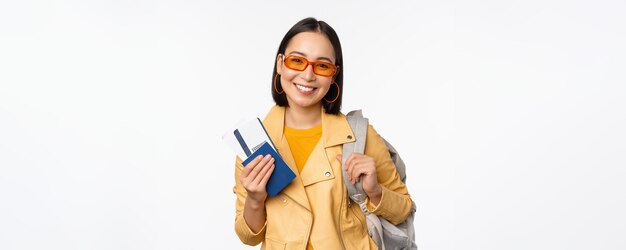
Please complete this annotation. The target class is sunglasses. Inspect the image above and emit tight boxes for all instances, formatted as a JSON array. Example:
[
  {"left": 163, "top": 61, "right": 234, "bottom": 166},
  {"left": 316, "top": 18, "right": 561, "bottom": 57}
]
[{"left": 282, "top": 54, "right": 338, "bottom": 77}]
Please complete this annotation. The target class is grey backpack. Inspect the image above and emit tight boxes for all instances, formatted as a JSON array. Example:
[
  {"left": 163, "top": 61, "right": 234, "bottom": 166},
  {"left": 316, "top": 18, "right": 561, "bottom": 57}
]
[{"left": 341, "top": 110, "right": 417, "bottom": 250}]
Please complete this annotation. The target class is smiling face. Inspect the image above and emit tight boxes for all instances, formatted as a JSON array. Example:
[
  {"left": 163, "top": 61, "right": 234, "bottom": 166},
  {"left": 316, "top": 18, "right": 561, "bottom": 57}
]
[{"left": 276, "top": 31, "right": 337, "bottom": 111}]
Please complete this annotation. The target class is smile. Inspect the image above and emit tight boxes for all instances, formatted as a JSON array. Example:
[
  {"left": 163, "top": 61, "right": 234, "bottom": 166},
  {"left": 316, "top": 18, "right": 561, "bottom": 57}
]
[{"left": 294, "top": 83, "right": 317, "bottom": 94}]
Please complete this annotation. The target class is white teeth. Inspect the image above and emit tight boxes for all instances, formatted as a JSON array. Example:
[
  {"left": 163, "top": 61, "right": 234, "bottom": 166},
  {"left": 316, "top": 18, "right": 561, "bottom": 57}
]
[{"left": 296, "top": 84, "right": 314, "bottom": 92}]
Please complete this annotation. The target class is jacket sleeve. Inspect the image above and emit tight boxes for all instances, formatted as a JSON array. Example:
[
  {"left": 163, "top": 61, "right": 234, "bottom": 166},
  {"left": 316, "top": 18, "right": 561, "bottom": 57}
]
[
  {"left": 232, "top": 156, "right": 266, "bottom": 245},
  {"left": 363, "top": 125, "right": 414, "bottom": 225}
]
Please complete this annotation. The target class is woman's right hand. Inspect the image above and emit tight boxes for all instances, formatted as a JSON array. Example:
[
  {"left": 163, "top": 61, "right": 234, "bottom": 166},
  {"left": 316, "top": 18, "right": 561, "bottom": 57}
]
[{"left": 239, "top": 154, "right": 275, "bottom": 203}]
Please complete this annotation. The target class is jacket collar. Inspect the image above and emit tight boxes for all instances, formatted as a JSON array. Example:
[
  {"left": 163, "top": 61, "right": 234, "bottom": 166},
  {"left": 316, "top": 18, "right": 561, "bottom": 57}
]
[{"left": 263, "top": 105, "right": 355, "bottom": 149}]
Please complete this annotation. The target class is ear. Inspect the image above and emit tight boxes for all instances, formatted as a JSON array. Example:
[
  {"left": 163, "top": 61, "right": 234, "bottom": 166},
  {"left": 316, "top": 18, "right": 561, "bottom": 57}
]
[{"left": 276, "top": 54, "right": 283, "bottom": 75}]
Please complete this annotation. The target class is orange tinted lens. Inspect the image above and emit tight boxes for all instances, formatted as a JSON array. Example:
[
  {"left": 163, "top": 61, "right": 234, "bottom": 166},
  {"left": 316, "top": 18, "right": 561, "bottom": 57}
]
[
  {"left": 284, "top": 56, "right": 307, "bottom": 70},
  {"left": 313, "top": 62, "right": 336, "bottom": 76}
]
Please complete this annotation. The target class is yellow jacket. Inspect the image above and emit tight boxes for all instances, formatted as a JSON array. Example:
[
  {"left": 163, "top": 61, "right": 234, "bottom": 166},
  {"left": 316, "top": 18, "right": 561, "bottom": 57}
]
[{"left": 233, "top": 106, "right": 413, "bottom": 250}]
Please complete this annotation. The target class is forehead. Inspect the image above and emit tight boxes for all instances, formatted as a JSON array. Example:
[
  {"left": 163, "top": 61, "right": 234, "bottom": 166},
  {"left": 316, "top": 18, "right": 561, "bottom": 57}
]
[{"left": 285, "top": 32, "right": 336, "bottom": 61}]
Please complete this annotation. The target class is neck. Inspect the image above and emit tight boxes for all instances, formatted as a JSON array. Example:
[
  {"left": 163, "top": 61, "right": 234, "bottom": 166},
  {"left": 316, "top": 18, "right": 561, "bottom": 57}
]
[{"left": 285, "top": 104, "right": 322, "bottom": 129}]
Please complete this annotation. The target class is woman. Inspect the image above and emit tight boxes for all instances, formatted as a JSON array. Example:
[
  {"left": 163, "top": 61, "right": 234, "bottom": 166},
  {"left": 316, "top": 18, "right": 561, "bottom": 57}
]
[{"left": 233, "top": 17, "right": 414, "bottom": 249}]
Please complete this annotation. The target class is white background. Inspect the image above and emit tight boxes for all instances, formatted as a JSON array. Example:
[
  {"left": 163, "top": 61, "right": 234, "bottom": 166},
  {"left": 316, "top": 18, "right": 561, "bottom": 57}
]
[{"left": 1, "top": 0, "right": 625, "bottom": 249}]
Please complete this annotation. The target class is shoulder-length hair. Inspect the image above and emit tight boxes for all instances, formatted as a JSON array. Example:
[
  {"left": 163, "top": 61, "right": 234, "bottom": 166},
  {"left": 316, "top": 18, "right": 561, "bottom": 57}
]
[{"left": 271, "top": 17, "right": 344, "bottom": 115}]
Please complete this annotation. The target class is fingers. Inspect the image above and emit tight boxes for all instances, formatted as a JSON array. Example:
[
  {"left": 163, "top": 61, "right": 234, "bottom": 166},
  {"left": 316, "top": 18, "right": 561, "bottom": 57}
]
[
  {"left": 337, "top": 153, "right": 354, "bottom": 183},
  {"left": 259, "top": 164, "right": 275, "bottom": 187},
  {"left": 244, "top": 154, "right": 272, "bottom": 177},
  {"left": 242, "top": 155, "right": 264, "bottom": 177},
  {"left": 340, "top": 153, "right": 381, "bottom": 199},
  {"left": 349, "top": 159, "right": 363, "bottom": 184},
  {"left": 344, "top": 153, "right": 362, "bottom": 170},
  {"left": 345, "top": 153, "right": 362, "bottom": 184},
  {"left": 252, "top": 157, "right": 275, "bottom": 186},
  {"left": 238, "top": 154, "right": 275, "bottom": 203},
  {"left": 343, "top": 153, "right": 377, "bottom": 185},
  {"left": 351, "top": 165, "right": 366, "bottom": 185},
  {"left": 240, "top": 154, "right": 274, "bottom": 189}
]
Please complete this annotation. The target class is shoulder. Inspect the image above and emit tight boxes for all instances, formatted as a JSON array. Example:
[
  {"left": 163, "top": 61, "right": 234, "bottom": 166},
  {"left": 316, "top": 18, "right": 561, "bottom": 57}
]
[
  {"left": 364, "top": 122, "right": 389, "bottom": 153},
  {"left": 262, "top": 105, "right": 284, "bottom": 122},
  {"left": 365, "top": 123, "right": 384, "bottom": 144}
]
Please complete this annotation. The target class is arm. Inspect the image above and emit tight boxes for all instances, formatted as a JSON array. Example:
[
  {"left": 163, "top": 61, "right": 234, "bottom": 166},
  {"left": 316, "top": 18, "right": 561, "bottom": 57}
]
[
  {"left": 363, "top": 125, "right": 413, "bottom": 225},
  {"left": 340, "top": 124, "right": 413, "bottom": 224},
  {"left": 233, "top": 155, "right": 275, "bottom": 245}
]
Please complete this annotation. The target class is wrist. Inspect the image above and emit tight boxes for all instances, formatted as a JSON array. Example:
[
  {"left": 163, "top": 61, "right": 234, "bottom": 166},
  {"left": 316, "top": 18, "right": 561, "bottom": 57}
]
[
  {"left": 366, "top": 184, "right": 383, "bottom": 200},
  {"left": 246, "top": 196, "right": 266, "bottom": 210}
]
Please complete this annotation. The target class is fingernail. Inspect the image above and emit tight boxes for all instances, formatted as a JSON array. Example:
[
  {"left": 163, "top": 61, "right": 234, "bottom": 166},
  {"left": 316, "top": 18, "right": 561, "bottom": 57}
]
[{"left": 264, "top": 154, "right": 271, "bottom": 159}]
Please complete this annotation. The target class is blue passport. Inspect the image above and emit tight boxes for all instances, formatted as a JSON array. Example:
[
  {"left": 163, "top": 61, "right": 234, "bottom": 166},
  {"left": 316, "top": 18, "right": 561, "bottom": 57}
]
[{"left": 242, "top": 141, "right": 296, "bottom": 197}]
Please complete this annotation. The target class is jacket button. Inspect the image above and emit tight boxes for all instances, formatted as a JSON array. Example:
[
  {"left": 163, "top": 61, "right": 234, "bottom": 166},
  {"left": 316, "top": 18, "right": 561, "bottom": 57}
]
[
  {"left": 325, "top": 172, "right": 331, "bottom": 177},
  {"left": 347, "top": 135, "right": 352, "bottom": 139}
]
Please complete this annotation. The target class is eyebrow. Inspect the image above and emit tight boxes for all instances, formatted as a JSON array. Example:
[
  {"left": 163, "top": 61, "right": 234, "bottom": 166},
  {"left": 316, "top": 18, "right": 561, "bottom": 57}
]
[{"left": 288, "top": 51, "right": 334, "bottom": 63}]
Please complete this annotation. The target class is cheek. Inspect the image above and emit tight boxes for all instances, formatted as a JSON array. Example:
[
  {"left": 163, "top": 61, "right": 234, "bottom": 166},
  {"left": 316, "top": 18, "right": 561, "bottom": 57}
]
[
  {"left": 320, "top": 79, "right": 334, "bottom": 90},
  {"left": 280, "top": 72, "right": 298, "bottom": 84}
]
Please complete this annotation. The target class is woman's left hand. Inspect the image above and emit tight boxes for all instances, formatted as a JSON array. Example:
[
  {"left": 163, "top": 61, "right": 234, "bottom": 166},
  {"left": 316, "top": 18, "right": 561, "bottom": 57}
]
[{"left": 337, "top": 153, "right": 382, "bottom": 199}]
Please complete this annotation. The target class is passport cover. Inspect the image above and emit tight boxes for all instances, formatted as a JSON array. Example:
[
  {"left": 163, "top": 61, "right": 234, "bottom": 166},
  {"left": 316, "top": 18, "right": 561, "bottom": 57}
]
[{"left": 242, "top": 141, "right": 296, "bottom": 197}]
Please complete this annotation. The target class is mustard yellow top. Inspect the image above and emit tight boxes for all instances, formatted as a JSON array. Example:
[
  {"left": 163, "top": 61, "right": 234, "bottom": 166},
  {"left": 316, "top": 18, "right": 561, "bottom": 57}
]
[
  {"left": 284, "top": 123, "right": 322, "bottom": 250},
  {"left": 284, "top": 123, "right": 323, "bottom": 173}
]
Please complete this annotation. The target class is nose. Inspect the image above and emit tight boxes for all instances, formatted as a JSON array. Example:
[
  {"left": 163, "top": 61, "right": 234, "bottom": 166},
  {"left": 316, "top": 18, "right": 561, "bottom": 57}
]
[{"left": 301, "top": 63, "right": 316, "bottom": 81}]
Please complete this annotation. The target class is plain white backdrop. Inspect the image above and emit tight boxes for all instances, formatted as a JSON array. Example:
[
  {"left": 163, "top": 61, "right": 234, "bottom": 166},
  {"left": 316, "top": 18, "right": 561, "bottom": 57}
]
[{"left": 1, "top": 0, "right": 625, "bottom": 249}]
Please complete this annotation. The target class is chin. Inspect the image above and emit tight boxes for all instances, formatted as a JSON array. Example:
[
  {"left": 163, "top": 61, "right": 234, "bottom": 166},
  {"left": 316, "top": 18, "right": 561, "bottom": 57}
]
[{"left": 288, "top": 98, "right": 322, "bottom": 109}]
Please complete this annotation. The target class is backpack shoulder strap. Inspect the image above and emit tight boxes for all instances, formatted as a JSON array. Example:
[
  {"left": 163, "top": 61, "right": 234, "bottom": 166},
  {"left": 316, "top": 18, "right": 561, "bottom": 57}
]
[{"left": 342, "top": 110, "right": 369, "bottom": 203}]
